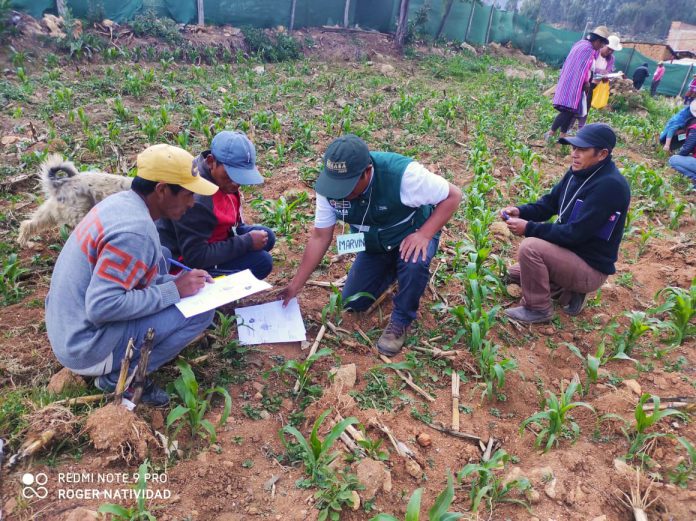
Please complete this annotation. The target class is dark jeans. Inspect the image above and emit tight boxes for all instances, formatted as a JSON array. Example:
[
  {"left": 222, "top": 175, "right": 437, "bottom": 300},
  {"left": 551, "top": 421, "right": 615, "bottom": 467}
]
[
  {"left": 342, "top": 236, "right": 439, "bottom": 326},
  {"left": 551, "top": 108, "right": 576, "bottom": 133},
  {"left": 650, "top": 80, "right": 661, "bottom": 97},
  {"left": 209, "top": 224, "right": 275, "bottom": 280}
]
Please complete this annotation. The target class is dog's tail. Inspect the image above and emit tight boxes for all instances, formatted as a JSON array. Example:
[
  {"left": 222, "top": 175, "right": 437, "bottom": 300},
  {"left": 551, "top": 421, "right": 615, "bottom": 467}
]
[{"left": 39, "top": 154, "right": 80, "bottom": 199}]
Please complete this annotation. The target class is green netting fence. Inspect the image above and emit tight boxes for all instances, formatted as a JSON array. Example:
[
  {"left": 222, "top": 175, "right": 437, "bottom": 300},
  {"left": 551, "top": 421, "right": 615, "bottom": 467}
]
[{"left": 10, "top": 0, "right": 695, "bottom": 97}]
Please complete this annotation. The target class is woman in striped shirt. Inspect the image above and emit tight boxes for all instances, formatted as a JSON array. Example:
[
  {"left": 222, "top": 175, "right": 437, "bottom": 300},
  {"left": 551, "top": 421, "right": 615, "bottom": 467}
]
[{"left": 545, "top": 26, "right": 610, "bottom": 142}]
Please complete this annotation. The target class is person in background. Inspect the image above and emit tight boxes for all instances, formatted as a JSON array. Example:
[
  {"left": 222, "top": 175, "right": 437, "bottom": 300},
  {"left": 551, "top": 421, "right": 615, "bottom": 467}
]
[
  {"left": 668, "top": 103, "right": 696, "bottom": 187},
  {"left": 157, "top": 131, "right": 275, "bottom": 280},
  {"left": 545, "top": 26, "right": 610, "bottom": 142},
  {"left": 685, "top": 74, "right": 696, "bottom": 105},
  {"left": 632, "top": 62, "right": 649, "bottom": 90},
  {"left": 571, "top": 34, "right": 621, "bottom": 130},
  {"left": 501, "top": 124, "right": 630, "bottom": 324},
  {"left": 659, "top": 100, "right": 696, "bottom": 152},
  {"left": 651, "top": 62, "right": 665, "bottom": 97}
]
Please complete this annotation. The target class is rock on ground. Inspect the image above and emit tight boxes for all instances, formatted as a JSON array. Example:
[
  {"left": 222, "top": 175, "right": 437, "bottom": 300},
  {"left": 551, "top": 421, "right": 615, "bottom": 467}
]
[
  {"left": 355, "top": 458, "right": 390, "bottom": 500},
  {"left": 47, "top": 368, "right": 87, "bottom": 394},
  {"left": 330, "top": 363, "right": 357, "bottom": 390},
  {"left": 63, "top": 507, "right": 98, "bottom": 521}
]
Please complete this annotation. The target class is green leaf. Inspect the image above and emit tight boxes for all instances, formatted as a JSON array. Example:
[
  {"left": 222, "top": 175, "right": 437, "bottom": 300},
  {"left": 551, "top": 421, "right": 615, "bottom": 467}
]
[
  {"left": 97, "top": 504, "right": 132, "bottom": 516},
  {"left": 200, "top": 419, "right": 217, "bottom": 442},
  {"left": 166, "top": 405, "right": 190, "bottom": 427},
  {"left": 322, "top": 416, "right": 360, "bottom": 455},
  {"left": 428, "top": 473, "right": 456, "bottom": 520},
  {"left": 405, "top": 487, "right": 423, "bottom": 521}
]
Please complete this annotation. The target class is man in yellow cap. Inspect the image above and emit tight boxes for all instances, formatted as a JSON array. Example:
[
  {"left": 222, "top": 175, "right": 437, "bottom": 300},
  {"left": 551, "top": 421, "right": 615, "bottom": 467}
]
[{"left": 45, "top": 144, "right": 219, "bottom": 406}]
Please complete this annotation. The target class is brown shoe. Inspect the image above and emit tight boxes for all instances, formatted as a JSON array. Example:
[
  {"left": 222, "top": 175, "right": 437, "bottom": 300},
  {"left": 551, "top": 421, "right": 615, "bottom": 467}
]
[
  {"left": 504, "top": 306, "right": 553, "bottom": 324},
  {"left": 377, "top": 321, "right": 408, "bottom": 357}
]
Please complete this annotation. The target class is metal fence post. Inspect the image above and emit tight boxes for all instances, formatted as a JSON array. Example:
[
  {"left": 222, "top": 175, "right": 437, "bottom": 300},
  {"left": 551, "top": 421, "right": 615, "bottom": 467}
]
[
  {"left": 529, "top": 18, "right": 540, "bottom": 55},
  {"left": 197, "top": 0, "right": 204, "bottom": 26},
  {"left": 625, "top": 46, "right": 636, "bottom": 74},
  {"left": 484, "top": 6, "right": 494, "bottom": 44},
  {"left": 464, "top": 0, "right": 475, "bottom": 44},
  {"left": 56, "top": 0, "right": 66, "bottom": 18}
]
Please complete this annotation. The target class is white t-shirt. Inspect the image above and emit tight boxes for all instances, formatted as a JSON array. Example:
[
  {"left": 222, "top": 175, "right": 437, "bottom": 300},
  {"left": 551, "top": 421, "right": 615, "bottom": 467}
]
[{"left": 314, "top": 161, "right": 450, "bottom": 228}]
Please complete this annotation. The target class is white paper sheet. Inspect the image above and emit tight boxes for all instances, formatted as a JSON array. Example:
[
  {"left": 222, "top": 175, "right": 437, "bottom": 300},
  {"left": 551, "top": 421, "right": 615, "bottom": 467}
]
[
  {"left": 234, "top": 298, "right": 307, "bottom": 345},
  {"left": 175, "top": 269, "right": 271, "bottom": 318}
]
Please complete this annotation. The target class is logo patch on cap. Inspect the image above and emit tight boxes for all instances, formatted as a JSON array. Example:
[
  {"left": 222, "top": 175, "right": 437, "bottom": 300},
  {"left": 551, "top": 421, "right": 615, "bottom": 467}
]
[
  {"left": 326, "top": 160, "right": 348, "bottom": 174},
  {"left": 191, "top": 164, "right": 200, "bottom": 178}
]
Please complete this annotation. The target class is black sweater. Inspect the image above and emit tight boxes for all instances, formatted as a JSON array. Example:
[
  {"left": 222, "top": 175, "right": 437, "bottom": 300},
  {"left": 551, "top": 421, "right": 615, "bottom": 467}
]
[{"left": 517, "top": 157, "right": 630, "bottom": 274}]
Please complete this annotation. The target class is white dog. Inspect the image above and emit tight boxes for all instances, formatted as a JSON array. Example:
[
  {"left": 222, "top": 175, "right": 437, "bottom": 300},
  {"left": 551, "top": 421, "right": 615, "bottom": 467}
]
[{"left": 17, "top": 154, "right": 132, "bottom": 246}]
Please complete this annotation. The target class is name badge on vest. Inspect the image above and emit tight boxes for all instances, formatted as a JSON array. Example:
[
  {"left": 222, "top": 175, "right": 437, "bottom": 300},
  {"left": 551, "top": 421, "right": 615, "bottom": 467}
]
[{"left": 336, "top": 233, "right": 366, "bottom": 255}]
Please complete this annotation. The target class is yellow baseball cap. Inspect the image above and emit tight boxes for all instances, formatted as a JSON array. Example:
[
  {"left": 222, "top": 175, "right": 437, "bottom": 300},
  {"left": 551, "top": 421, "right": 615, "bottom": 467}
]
[{"left": 137, "top": 144, "right": 218, "bottom": 196}]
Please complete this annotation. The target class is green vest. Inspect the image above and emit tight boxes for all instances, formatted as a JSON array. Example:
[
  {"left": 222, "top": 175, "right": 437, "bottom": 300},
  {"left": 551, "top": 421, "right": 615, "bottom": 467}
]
[{"left": 327, "top": 152, "right": 435, "bottom": 254}]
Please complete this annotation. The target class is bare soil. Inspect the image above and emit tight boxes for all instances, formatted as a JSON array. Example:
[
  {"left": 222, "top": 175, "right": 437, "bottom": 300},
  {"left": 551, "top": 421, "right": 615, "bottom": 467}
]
[{"left": 1, "top": 21, "right": 695, "bottom": 521}]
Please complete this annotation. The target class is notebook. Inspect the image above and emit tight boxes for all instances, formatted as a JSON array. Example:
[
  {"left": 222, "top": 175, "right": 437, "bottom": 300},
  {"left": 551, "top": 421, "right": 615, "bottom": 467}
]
[{"left": 568, "top": 199, "right": 621, "bottom": 241}]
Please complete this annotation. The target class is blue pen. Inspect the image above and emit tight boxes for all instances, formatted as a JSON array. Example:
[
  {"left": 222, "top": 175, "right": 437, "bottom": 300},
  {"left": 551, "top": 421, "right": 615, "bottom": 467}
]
[{"left": 168, "top": 258, "right": 192, "bottom": 272}]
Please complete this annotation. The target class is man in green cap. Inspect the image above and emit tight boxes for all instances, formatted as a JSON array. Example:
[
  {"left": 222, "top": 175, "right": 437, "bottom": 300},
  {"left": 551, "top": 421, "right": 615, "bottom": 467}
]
[{"left": 280, "top": 134, "right": 461, "bottom": 356}]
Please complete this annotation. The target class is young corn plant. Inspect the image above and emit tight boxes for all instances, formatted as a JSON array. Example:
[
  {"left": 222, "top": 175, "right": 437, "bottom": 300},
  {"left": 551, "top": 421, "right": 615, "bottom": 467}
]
[
  {"left": 651, "top": 279, "right": 696, "bottom": 345},
  {"left": 563, "top": 342, "right": 605, "bottom": 392},
  {"left": 626, "top": 394, "right": 684, "bottom": 459},
  {"left": 476, "top": 341, "right": 517, "bottom": 401},
  {"left": 166, "top": 360, "right": 232, "bottom": 444},
  {"left": 281, "top": 409, "right": 359, "bottom": 487},
  {"left": 98, "top": 459, "right": 157, "bottom": 520},
  {"left": 271, "top": 347, "right": 332, "bottom": 397},
  {"left": 458, "top": 449, "right": 529, "bottom": 514},
  {"left": 371, "top": 472, "right": 463, "bottom": 521},
  {"left": 520, "top": 377, "right": 594, "bottom": 452},
  {"left": 321, "top": 285, "right": 374, "bottom": 326},
  {"left": 668, "top": 437, "right": 696, "bottom": 488},
  {"left": 250, "top": 192, "right": 310, "bottom": 235},
  {"left": 0, "top": 254, "right": 28, "bottom": 306},
  {"left": 600, "top": 311, "right": 659, "bottom": 361}
]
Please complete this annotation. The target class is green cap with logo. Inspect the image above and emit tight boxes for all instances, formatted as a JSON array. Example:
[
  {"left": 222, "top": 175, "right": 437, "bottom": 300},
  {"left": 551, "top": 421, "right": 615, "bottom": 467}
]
[{"left": 315, "top": 134, "right": 371, "bottom": 199}]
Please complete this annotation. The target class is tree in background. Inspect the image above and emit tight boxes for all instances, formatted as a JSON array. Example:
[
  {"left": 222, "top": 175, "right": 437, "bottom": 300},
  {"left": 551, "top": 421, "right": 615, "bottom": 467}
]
[{"left": 519, "top": 0, "right": 696, "bottom": 41}]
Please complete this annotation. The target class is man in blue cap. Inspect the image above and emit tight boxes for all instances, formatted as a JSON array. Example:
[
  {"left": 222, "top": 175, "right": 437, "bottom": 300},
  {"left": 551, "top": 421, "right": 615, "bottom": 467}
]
[
  {"left": 280, "top": 134, "right": 462, "bottom": 356},
  {"left": 500, "top": 123, "right": 630, "bottom": 323},
  {"left": 158, "top": 131, "right": 275, "bottom": 279}
]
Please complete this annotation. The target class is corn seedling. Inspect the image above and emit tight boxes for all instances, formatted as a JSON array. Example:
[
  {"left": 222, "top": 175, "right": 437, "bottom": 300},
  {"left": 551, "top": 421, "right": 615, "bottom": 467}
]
[
  {"left": 563, "top": 342, "right": 604, "bottom": 392},
  {"left": 458, "top": 449, "right": 529, "bottom": 514},
  {"left": 98, "top": 459, "right": 158, "bottom": 520},
  {"left": 113, "top": 97, "right": 130, "bottom": 121},
  {"left": 635, "top": 225, "right": 656, "bottom": 259},
  {"left": 166, "top": 360, "right": 232, "bottom": 444},
  {"left": 355, "top": 429, "right": 389, "bottom": 461},
  {"left": 281, "top": 409, "right": 359, "bottom": 487},
  {"left": 626, "top": 394, "right": 684, "bottom": 458},
  {"left": 668, "top": 201, "right": 687, "bottom": 230},
  {"left": 651, "top": 278, "right": 696, "bottom": 345},
  {"left": 668, "top": 436, "right": 696, "bottom": 488},
  {"left": 250, "top": 192, "right": 310, "bottom": 235},
  {"left": 371, "top": 472, "right": 463, "bottom": 520},
  {"left": 600, "top": 311, "right": 659, "bottom": 361},
  {"left": 321, "top": 285, "right": 374, "bottom": 326},
  {"left": 476, "top": 341, "right": 517, "bottom": 401},
  {"left": 0, "top": 254, "right": 28, "bottom": 306},
  {"left": 271, "top": 348, "right": 332, "bottom": 397},
  {"left": 520, "top": 377, "right": 594, "bottom": 451}
]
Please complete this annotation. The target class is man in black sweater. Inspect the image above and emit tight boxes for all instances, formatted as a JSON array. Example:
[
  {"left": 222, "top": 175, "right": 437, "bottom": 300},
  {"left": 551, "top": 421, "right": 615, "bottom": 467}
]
[{"left": 501, "top": 123, "right": 631, "bottom": 323}]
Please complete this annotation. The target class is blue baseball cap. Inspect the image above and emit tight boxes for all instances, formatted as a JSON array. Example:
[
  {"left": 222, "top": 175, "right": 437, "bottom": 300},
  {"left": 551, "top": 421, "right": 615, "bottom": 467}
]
[{"left": 210, "top": 131, "right": 263, "bottom": 185}]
